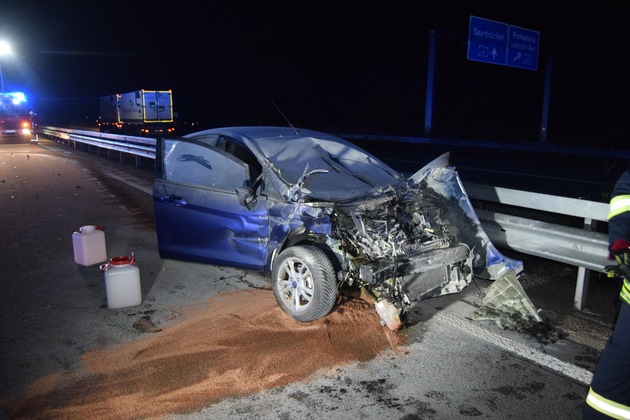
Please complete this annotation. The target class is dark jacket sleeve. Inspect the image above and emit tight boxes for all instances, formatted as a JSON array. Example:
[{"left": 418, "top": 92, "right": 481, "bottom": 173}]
[{"left": 609, "top": 169, "right": 630, "bottom": 248}]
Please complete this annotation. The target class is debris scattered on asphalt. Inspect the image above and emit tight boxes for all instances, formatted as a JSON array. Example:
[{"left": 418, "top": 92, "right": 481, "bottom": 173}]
[
  {"left": 471, "top": 270, "right": 542, "bottom": 329},
  {"left": 132, "top": 316, "right": 162, "bottom": 333}
]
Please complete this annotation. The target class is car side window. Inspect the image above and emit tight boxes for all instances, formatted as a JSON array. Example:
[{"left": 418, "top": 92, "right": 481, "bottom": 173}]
[
  {"left": 223, "top": 140, "right": 262, "bottom": 182},
  {"left": 162, "top": 139, "right": 249, "bottom": 191}
]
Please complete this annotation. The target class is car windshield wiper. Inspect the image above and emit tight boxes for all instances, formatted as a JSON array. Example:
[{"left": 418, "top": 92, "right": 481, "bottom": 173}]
[{"left": 284, "top": 163, "right": 329, "bottom": 201}]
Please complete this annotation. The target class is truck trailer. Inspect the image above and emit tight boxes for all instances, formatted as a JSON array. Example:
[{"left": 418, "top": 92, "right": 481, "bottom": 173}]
[{"left": 98, "top": 90, "right": 175, "bottom": 135}]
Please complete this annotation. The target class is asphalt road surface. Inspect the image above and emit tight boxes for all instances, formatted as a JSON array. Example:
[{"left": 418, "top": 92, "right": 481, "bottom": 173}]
[{"left": 0, "top": 136, "right": 620, "bottom": 419}]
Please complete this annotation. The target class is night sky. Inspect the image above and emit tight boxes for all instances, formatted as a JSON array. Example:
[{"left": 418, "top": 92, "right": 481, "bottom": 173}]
[{"left": 1, "top": 2, "right": 628, "bottom": 147}]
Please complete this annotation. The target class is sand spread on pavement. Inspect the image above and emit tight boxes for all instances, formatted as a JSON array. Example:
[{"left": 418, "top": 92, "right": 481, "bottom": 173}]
[{"left": 4, "top": 288, "right": 403, "bottom": 419}]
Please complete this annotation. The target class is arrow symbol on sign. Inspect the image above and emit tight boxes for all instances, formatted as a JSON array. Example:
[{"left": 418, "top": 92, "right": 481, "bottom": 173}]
[
  {"left": 491, "top": 48, "right": 498, "bottom": 59},
  {"left": 513, "top": 52, "right": 522, "bottom": 62}
]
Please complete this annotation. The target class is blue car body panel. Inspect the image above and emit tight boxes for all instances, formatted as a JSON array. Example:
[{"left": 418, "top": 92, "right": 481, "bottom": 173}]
[{"left": 154, "top": 136, "right": 270, "bottom": 269}]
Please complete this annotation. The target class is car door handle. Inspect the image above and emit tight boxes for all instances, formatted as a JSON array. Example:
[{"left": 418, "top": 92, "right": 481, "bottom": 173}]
[{"left": 160, "top": 195, "right": 187, "bottom": 206}]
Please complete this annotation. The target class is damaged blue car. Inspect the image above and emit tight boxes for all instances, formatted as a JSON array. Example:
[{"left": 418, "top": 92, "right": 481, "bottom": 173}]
[{"left": 153, "top": 126, "right": 522, "bottom": 330}]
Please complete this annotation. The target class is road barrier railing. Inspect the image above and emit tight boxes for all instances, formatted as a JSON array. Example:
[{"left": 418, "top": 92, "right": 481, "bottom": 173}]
[
  {"left": 464, "top": 182, "right": 609, "bottom": 310},
  {"left": 39, "top": 126, "right": 156, "bottom": 162}
]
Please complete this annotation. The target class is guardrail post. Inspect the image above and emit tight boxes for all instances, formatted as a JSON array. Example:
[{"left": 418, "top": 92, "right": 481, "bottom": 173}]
[
  {"left": 574, "top": 217, "right": 596, "bottom": 310},
  {"left": 574, "top": 267, "right": 590, "bottom": 310}
]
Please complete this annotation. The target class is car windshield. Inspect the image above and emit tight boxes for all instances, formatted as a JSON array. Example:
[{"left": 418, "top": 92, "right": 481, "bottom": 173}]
[{"left": 253, "top": 133, "right": 406, "bottom": 202}]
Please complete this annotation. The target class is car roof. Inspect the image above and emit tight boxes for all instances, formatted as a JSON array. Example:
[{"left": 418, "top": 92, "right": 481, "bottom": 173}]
[{"left": 187, "top": 126, "right": 407, "bottom": 202}]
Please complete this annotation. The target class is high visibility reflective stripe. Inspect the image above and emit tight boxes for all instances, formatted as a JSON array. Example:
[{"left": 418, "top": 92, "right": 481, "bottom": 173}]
[
  {"left": 608, "top": 195, "right": 630, "bottom": 220},
  {"left": 586, "top": 387, "right": 630, "bottom": 419},
  {"left": 621, "top": 280, "right": 630, "bottom": 306}
]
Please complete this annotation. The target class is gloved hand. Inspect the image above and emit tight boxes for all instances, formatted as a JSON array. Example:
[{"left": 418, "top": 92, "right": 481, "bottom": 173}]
[{"left": 605, "top": 239, "right": 630, "bottom": 279}]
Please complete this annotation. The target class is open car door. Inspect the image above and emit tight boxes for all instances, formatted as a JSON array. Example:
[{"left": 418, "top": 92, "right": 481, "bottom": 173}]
[{"left": 153, "top": 136, "right": 269, "bottom": 270}]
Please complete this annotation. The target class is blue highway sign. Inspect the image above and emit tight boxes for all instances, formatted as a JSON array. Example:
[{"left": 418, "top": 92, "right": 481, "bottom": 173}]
[
  {"left": 507, "top": 25, "right": 540, "bottom": 70},
  {"left": 468, "top": 16, "right": 508, "bottom": 66},
  {"left": 468, "top": 16, "right": 540, "bottom": 71}
]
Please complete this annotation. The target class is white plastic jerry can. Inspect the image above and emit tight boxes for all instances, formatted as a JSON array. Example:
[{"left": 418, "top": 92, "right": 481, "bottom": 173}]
[
  {"left": 100, "top": 252, "right": 142, "bottom": 309},
  {"left": 375, "top": 299, "right": 402, "bottom": 331},
  {"left": 72, "top": 225, "right": 107, "bottom": 266}
]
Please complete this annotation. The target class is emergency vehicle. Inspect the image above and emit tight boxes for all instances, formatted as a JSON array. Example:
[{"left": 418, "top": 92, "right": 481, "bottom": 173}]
[{"left": 0, "top": 92, "right": 34, "bottom": 139}]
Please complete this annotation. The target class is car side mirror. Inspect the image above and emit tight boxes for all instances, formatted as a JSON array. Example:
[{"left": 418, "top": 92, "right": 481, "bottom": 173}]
[{"left": 236, "top": 187, "right": 257, "bottom": 211}]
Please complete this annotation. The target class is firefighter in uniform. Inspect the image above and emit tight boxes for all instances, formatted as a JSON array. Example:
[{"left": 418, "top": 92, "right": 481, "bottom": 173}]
[{"left": 584, "top": 169, "right": 630, "bottom": 419}]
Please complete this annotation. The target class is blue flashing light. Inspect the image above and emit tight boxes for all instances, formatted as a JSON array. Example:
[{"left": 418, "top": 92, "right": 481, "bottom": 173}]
[
  {"left": 1, "top": 91, "right": 27, "bottom": 104},
  {"left": 11, "top": 92, "right": 26, "bottom": 104}
]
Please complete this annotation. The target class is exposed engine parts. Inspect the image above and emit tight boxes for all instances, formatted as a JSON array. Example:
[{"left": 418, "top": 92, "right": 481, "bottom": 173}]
[{"left": 326, "top": 187, "right": 475, "bottom": 330}]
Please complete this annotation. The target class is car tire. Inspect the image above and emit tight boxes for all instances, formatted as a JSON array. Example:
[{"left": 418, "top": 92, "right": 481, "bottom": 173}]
[{"left": 272, "top": 245, "right": 337, "bottom": 322}]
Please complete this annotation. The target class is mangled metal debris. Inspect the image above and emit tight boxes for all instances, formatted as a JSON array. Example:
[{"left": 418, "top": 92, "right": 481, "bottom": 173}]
[{"left": 471, "top": 270, "right": 543, "bottom": 330}]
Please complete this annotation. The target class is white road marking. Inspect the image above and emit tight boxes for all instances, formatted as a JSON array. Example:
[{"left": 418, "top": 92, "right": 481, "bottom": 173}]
[
  {"left": 105, "top": 171, "right": 153, "bottom": 195},
  {"left": 436, "top": 311, "right": 594, "bottom": 385}
]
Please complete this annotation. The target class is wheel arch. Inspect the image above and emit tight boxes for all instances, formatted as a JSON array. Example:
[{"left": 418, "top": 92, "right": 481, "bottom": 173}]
[{"left": 270, "top": 226, "right": 341, "bottom": 275}]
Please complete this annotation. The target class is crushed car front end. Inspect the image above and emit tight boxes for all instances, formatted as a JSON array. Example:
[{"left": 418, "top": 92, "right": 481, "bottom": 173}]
[
  {"left": 319, "top": 162, "right": 520, "bottom": 330},
  {"left": 267, "top": 152, "right": 522, "bottom": 330}
]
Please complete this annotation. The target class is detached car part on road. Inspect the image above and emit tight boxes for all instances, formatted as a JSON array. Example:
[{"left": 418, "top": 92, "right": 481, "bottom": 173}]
[{"left": 153, "top": 126, "right": 523, "bottom": 330}]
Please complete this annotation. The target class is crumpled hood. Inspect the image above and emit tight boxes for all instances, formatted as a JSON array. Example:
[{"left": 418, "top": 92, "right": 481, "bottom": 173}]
[{"left": 254, "top": 132, "right": 407, "bottom": 202}]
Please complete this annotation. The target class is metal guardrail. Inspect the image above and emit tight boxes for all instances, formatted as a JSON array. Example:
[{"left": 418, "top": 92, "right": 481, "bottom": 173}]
[
  {"left": 39, "top": 126, "right": 157, "bottom": 159},
  {"left": 463, "top": 182, "right": 609, "bottom": 310},
  {"left": 40, "top": 126, "right": 610, "bottom": 310}
]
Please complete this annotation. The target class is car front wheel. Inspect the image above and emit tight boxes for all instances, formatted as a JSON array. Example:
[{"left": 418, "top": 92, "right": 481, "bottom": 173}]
[{"left": 272, "top": 245, "right": 337, "bottom": 322}]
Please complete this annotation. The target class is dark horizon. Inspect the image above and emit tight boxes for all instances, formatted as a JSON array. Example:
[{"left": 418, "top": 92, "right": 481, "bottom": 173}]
[{"left": 1, "top": 2, "right": 628, "bottom": 146}]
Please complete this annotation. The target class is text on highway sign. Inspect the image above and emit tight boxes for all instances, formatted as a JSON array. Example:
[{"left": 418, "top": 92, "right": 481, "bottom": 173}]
[{"left": 467, "top": 16, "right": 539, "bottom": 71}]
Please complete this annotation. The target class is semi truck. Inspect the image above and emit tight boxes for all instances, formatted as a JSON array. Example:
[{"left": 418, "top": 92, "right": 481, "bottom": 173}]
[
  {"left": 98, "top": 89, "right": 175, "bottom": 136},
  {"left": 0, "top": 91, "right": 35, "bottom": 140}
]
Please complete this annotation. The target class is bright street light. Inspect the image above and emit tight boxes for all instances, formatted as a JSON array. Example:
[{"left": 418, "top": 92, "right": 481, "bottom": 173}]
[{"left": 0, "top": 40, "right": 13, "bottom": 93}]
